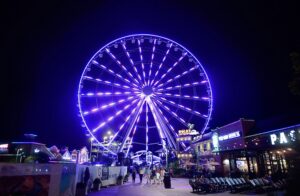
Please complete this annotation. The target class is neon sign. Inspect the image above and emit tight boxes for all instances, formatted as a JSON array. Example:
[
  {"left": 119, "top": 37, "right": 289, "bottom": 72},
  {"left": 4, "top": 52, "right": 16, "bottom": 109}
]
[
  {"left": 270, "top": 130, "right": 297, "bottom": 145},
  {"left": 212, "top": 132, "right": 219, "bottom": 151},
  {"left": 218, "top": 131, "right": 240, "bottom": 141}
]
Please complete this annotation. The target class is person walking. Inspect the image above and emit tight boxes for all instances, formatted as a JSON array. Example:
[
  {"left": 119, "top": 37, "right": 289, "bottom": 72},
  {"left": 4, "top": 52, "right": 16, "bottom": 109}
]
[
  {"left": 160, "top": 168, "right": 165, "bottom": 184},
  {"left": 145, "top": 166, "right": 151, "bottom": 184},
  {"left": 139, "top": 166, "right": 145, "bottom": 184},
  {"left": 132, "top": 167, "right": 136, "bottom": 183},
  {"left": 155, "top": 168, "right": 161, "bottom": 185},
  {"left": 150, "top": 167, "right": 156, "bottom": 184}
]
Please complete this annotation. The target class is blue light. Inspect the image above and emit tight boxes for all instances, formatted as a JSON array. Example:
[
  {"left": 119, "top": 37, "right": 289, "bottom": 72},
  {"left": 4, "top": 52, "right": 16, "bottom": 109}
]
[{"left": 78, "top": 34, "right": 213, "bottom": 154}]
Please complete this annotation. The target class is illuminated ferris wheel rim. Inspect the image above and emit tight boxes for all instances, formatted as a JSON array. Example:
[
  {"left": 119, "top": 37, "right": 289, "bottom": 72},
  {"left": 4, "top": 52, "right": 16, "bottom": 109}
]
[{"left": 77, "top": 33, "right": 213, "bottom": 154}]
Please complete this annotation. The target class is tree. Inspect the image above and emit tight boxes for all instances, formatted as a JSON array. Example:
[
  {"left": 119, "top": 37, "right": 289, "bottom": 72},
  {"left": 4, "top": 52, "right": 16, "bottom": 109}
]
[{"left": 289, "top": 52, "right": 300, "bottom": 96}]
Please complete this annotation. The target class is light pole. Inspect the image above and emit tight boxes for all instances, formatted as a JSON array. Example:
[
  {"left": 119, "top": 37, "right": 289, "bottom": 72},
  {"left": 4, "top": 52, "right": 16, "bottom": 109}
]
[
  {"left": 166, "top": 148, "right": 168, "bottom": 170},
  {"left": 89, "top": 137, "right": 94, "bottom": 162},
  {"left": 16, "top": 148, "right": 23, "bottom": 163}
]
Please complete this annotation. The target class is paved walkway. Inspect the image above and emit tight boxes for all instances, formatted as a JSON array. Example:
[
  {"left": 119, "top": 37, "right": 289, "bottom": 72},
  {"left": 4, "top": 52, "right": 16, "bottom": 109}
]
[{"left": 88, "top": 178, "right": 284, "bottom": 196}]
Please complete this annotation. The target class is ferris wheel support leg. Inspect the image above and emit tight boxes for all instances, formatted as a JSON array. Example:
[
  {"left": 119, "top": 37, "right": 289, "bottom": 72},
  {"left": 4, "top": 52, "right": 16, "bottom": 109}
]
[
  {"left": 118, "top": 99, "right": 145, "bottom": 154},
  {"left": 147, "top": 98, "right": 177, "bottom": 151}
]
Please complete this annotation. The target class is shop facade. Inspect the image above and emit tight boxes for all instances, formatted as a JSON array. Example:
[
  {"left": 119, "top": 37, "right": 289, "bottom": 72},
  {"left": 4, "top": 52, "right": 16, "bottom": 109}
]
[
  {"left": 192, "top": 132, "right": 221, "bottom": 173},
  {"left": 211, "top": 118, "right": 256, "bottom": 177},
  {"left": 245, "top": 123, "right": 300, "bottom": 177},
  {"left": 194, "top": 118, "right": 300, "bottom": 178}
]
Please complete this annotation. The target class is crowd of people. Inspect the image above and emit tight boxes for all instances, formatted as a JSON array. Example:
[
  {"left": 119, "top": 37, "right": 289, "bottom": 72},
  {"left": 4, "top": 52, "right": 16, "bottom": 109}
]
[{"left": 130, "top": 165, "right": 166, "bottom": 185}]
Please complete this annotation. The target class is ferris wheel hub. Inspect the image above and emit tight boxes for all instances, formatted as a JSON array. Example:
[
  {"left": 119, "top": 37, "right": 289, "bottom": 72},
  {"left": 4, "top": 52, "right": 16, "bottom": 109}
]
[{"left": 142, "top": 86, "right": 153, "bottom": 96}]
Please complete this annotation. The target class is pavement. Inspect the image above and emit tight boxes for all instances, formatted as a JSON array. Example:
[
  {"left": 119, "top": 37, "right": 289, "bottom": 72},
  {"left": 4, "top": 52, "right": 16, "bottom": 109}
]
[{"left": 88, "top": 178, "right": 285, "bottom": 196}]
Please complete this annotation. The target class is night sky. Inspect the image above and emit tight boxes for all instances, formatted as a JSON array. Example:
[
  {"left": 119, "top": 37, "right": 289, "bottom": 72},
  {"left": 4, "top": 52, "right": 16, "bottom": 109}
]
[{"left": 1, "top": 0, "right": 300, "bottom": 149}]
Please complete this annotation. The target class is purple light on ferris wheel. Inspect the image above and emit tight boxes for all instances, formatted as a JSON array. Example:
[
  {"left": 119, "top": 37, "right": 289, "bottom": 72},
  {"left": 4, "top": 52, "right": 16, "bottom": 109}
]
[{"left": 78, "top": 34, "right": 213, "bottom": 154}]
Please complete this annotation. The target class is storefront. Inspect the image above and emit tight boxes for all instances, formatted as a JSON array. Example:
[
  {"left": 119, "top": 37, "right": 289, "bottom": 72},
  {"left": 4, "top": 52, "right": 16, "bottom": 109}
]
[
  {"left": 245, "top": 123, "right": 300, "bottom": 177},
  {"left": 206, "top": 119, "right": 300, "bottom": 178},
  {"left": 210, "top": 118, "right": 256, "bottom": 177},
  {"left": 192, "top": 132, "right": 221, "bottom": 173}
]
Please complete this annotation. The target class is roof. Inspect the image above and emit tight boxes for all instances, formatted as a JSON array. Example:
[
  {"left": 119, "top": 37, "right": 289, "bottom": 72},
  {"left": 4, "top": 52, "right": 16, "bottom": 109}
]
[
  {"left": 245, "top": 123, "right": 300, "bottom": 138},
  {"left": 212, "top": 118, "right": 255, "bottom": 131},
  {"left": 11, "top": 142, "right": 45, "bottom": 145},
  {"left": 192, "top": 132, "right": 212, "bottom": 144},
  {"left": 246, "top": 114, "right": 300, "bottom": 136}
]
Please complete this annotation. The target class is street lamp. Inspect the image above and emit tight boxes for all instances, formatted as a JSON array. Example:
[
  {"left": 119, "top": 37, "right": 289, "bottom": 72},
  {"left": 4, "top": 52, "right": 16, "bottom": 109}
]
[
  {"left": 89, "top": 137, "right": 94, "bottom": 162},
  {"left": 16, "top": 148, "right": 23, "bottom": 163},
  {"left": 162, "top": 138, "right": 170, "bottom": 170}
]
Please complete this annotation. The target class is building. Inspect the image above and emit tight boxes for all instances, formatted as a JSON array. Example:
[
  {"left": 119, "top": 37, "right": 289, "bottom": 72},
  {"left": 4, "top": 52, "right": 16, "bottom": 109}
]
[
  {"left": 211, "top": 118, "right": 255, "bottom": 176},
  {"left": 245, "top": 123, "right": 300, "bottom": 176},
  {"left": 193, "top": 118, "right": 300, "bottom": 178},
  {"left": 191, "top": 132, "right": 221, "bottom": 172}
]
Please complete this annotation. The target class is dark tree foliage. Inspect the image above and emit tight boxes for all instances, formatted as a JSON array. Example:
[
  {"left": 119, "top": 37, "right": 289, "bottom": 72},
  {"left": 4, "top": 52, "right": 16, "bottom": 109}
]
[{"left": 289, "top": 52, "right": 300, "bottom": 96}]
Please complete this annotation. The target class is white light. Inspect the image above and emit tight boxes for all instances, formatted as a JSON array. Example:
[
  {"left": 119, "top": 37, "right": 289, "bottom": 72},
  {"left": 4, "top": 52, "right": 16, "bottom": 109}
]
[
  {"left": 270, "top": 134, "right": 277, "bottom": 145},
  {"left": 145, "top": 96, "right": 151, "bottom": 102},
  {"left": 279, "top": 132, "right": 288, "bottom": 144},
  {"left": 223, "top": 159, "right": 229, "bottom": 165}
]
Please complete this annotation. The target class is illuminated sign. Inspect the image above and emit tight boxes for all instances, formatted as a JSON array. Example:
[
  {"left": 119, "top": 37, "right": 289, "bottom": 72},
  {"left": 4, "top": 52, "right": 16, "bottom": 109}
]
[
  {"left": 177, "top": 153, "right": 193, "bottom": 159},
  {"left": 176, "top": 136, "right": 192, "bottom": 142},
  {"left": 270, "top": 130, "right": 297, "bottom": 145},
  {"left": 179, "top": 129, "right": 192, "bottom": 136},
  {"left": 218, "top": 131, "right": 240, "bottom": 141},
  {"left": 212, "top": 132, "right": 219, "bottom": 151},
  {"left": 179, "top": 128, "right": 199, "bottom": 136},
  {"left": 0, "top": 144, "right": 8, "bottom": 153}
]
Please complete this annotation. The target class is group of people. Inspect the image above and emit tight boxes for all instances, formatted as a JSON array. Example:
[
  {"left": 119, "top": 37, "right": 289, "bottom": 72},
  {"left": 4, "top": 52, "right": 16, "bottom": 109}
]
[{"left": 131, "top": 166, "right": 166, "bottom": 185}]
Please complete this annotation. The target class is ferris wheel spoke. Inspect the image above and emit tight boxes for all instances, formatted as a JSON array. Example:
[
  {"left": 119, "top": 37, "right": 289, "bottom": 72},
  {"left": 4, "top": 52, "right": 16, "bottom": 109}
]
[
  {"left": 152, "top": 98, "right": 188, "bottom": 127},
  {"left": 137, "top": 39, "right": 147, "bottom": 85},
  {"left": 147, "top": 98, "right": 177, "bottom": 149},
  {"left": 155, "top": 63, "right": 197, "bottom": 89},
  {"left": 105, "top": 48, "right": 140, "bottom": 86},
  {"left": 125, "top": 126, "right": 137, "bottom": 157},
  {"left": 152, "top": 101, "right": 179, "bottom": 136},
  {"left": 84, "top": 76, "right": 139, "bottom": 91},
  {"left": 153, "top": 51, "right": 187, "bottom": 87},
  {"left": 155, "top": 80, "right": 208, "bottom": 92},
  {"left": 152, "top": 101, "right": 187, "bottom": 149},
  {"left": 150, "top": 43, "right": 173, "bottom": 86},
  {"left": 81, "top": 91, "right": 138, "bottom": 98},
  {"left": 121, "top": 42, "right": 143, "bottom": 84},
  {"left": 145, "top": 103, "right": 149, "bottom": 152},
  {"left": 92, "top": 98, "right": 140, "bottom": 133},
  {"left": 147, "top": 39, "right": 157, "bottom": 85},
  {"left": 125, "top": 103, "right": 144, "bottom": 156},
  {"left": 152, "top": 101, "right": 178, "bottom": 138},
  {"left": 155, "top": 96, "right": 208, "bottom": 119},
  {"left": 92, "top": 60, "right": 139, "bottom": 88},
  {"left": 107, "top": 101, "right": 143, "bottom": 147},
  {"left": 154, "top": 92, "right": 211, "bottom": 102},
  {"left": 82, "top": 96, "right": 139, "bottom": 116},
  {"left": 119, "top": 99, "right": 145, "bottom": 153}
]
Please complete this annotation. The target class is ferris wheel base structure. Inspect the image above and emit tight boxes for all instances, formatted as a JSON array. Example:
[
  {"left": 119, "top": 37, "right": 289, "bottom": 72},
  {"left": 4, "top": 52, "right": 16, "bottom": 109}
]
[{"left": 78, "top": 34, "right": 213, "bottom": 156}]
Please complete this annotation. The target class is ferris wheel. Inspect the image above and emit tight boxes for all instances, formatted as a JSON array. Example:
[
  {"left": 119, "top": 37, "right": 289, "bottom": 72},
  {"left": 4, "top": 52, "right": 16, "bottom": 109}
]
[{"left": 78, "top": 34, "right": 213, "bottom": 156}]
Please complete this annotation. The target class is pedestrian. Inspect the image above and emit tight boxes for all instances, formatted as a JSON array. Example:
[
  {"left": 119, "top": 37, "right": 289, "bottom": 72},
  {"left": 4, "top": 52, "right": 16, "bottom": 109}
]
[
  {"left": 84, "top": 167, "right": 91, "bottom": 194},
  {"left": 132, "top": 167, "right": 136, "bottom": 183},
  {"left": 139, "top": 166, "right": 145, "bottom": 183},
  {"left": 150, "top": 167, "right": 156, "bottom": 184},
  {"left": 160, "top": 168, "right": 165, "bottom": 184},
  {"left": 169, "top": 168, "right": 174, "bottom": 178},
  {"left": 145, "top": 166, "right": 151, "bottom": 184},
  {"left": 155, "top": 168, "right": 161, "bottom": 184}
]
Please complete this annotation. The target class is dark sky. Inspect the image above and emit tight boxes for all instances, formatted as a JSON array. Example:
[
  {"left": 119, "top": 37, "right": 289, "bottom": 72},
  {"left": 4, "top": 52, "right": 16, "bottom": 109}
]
[{"left": 1, "top": 0, "right": 300, "bottom": 149}]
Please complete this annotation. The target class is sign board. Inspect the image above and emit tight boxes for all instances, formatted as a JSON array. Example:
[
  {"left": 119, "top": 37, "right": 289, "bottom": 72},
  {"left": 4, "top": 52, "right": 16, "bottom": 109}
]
[
  {"left": 270, "top": 129, "right": 298, "bottom": 145},
  {"left": 218, "top": 131, "right": 240, "bottom": 141}
]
